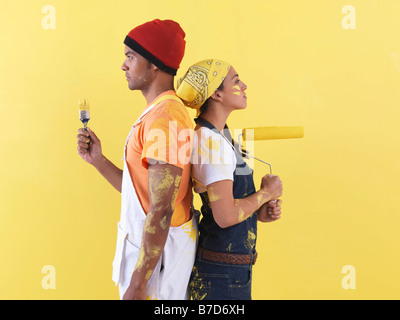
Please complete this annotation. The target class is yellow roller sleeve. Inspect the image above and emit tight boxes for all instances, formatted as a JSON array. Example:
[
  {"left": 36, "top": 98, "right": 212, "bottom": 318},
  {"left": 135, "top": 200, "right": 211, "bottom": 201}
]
[{"left": 242, "top": 126, "right": 304, "bottom": 141}]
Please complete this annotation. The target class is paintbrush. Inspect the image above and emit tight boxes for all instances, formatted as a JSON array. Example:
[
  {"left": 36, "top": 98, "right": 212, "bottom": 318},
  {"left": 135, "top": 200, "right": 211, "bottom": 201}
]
[
  {"left": 79, "top": 98, "right": 91, "bottom": 149},
  {"left": 79, "top": 98, "right": 90, "bottom": 130}
]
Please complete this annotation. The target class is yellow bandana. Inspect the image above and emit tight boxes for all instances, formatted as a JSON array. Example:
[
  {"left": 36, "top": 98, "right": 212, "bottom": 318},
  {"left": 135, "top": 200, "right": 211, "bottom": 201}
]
[{"left": 176, "top": 59, "right": 231, "bottom": 113}]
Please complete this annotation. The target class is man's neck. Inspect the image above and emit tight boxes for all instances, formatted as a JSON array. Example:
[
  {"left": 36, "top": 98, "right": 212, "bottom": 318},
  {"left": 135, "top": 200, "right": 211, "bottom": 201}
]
[{"left": 141, "top": 78, "right": 175, "bottom": 105}]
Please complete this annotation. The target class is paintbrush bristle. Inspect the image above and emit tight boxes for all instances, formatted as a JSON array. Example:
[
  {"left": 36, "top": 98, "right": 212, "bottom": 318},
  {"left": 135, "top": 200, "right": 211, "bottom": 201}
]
[
  {"left": 79, "top": 98, "right": 90, "bottom": 123},
  {"left": 79, "top": 98, "right": 90, "bottom": 110}
]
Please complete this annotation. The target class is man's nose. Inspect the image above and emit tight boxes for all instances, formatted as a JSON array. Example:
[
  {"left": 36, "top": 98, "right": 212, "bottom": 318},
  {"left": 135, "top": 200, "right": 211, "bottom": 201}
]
[{"left": 121, "top": 62, "right": 128, "bottom": 71}]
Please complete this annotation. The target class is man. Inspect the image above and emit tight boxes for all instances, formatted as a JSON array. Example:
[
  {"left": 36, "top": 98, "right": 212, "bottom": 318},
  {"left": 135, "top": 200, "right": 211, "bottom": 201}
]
[{"left": 76, "top": 19, "right": 197, "bottom": 300}]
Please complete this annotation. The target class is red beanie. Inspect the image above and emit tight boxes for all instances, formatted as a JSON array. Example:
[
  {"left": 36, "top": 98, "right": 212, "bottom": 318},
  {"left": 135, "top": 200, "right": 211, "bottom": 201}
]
[{"left": 124, "top": 19, "right": 186, "bottom": 76}]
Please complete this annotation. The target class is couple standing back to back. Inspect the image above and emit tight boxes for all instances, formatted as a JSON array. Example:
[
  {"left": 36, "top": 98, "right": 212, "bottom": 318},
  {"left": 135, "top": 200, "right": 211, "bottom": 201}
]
[{"left": 76, "top": 19, "right": 283, "bottom": 300}]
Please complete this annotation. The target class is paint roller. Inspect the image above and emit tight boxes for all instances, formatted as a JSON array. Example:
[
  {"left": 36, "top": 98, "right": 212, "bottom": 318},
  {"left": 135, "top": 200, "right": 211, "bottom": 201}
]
[{"left": 238, "top": 126, "right": 304, "bottom": 174}]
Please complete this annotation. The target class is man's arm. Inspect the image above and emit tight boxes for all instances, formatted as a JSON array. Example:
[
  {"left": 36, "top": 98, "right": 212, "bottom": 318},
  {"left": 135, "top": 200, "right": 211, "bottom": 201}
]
[
  {"left": 77, "top": 127, "right": 123, "bottom": 192},
  {"left": 122, "top": 163, "right": 182, "bottom": 300}
]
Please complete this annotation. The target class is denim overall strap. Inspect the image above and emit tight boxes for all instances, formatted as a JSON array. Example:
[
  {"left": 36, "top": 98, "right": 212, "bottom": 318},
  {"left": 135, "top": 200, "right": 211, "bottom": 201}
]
[{"left": 194, "top": 117, "right": 258, "bottom": 256}]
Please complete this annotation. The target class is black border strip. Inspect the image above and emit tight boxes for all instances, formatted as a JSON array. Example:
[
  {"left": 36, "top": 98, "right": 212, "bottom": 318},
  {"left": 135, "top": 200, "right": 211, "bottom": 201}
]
[{"left": 124, "top": 35, "right": 177, "bottom": 76}]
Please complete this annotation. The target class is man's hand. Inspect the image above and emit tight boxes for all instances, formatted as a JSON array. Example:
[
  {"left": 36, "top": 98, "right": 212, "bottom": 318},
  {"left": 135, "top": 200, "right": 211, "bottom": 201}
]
[
  {"left": 258, "top": 199, "right": 282, "bottom": 223},
  {"left": 76, "top": 127, "right": 123, "bottom": 192},
  {"left": 77, "top": 127, "right": 103, "bottom": 165}
]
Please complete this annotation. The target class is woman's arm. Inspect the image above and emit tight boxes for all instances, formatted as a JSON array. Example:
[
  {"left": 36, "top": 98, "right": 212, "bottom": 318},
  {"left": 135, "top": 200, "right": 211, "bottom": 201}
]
[{"left": 206, "top": 174, "right": 282, "bottom": 228}]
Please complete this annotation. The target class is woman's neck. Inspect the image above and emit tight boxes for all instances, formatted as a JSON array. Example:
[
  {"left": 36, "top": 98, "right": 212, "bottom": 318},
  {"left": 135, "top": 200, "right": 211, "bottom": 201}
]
[{"left": 199, "top": 104, "right": 231, "bottom": 132}]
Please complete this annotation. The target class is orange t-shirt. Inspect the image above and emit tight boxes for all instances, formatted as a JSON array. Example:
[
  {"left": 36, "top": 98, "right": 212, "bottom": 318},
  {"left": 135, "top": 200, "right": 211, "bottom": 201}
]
[{"left": 126, "top": 91, "right": 194, "bottom": 227}]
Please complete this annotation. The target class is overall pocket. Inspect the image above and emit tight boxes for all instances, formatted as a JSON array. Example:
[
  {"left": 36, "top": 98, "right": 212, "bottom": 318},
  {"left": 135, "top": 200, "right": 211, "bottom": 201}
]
[{"left": 228, "top": 266, "right": 252, "bottom": 300}]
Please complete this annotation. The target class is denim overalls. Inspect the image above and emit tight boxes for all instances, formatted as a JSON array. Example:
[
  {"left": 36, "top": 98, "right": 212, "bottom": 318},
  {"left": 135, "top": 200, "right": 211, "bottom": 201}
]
[{"left": 189, "top": 117, "right": 258, "bottom": 300}]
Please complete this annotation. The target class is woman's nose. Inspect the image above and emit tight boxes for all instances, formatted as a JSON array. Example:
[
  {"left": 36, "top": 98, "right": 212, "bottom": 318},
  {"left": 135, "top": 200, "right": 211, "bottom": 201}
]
[{"left": 241, "top": 81, "right": 247, "bottom": 91}]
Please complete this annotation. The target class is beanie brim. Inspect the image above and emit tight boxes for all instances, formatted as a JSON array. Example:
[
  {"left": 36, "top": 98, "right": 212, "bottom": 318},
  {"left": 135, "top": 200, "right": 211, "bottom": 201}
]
[{"left": 124, "top": 35, "right": 177, "bottom": 76}]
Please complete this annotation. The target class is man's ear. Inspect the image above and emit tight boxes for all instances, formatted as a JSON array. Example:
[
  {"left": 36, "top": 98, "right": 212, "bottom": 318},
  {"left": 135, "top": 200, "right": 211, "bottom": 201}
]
[
  {"left": 210, "top": 90, "right": 223, "bottom": 103},
  {"left": 151, "top": 63, "right": 159, "bottom": 71}
]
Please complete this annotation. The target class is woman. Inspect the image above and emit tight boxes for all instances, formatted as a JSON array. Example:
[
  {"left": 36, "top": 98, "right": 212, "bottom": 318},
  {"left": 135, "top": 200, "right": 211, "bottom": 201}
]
[{"left": 176, "top": 59, "right": 283, "bottom": 300}]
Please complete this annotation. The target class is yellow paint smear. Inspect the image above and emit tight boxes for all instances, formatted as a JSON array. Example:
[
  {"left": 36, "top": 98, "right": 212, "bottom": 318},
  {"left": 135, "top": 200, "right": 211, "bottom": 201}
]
[
  {"left": 232, "top": 85, "right": 241, "bottom": 95},
  {"left": 257, "top": 194, "right": 264, "bottom": 206},
  {"left": 149, "top": 168, "right": 175, "bottom": 206},
  {"left": 145, "top": 270, "right": 153, "bottom": 280},
  {"left": 189, "top": 266, "right": 208, "bottom": 300},
  {"left": 181, "top": 220, "right": 197, "bottom": 242},
  {"left": 171, "top": 175, "right": 181, "bottom": 208},
  {"left": 135, "top": 247, "right": 146, "bottom": 270},
  {"left": 238, "top": 208, "right": 246, "bottom": 222},
  {"left": 245, "top": 229, "right": 256, "bottom": 251},
  {"left": 143, "top": 213, "right": 156, "bottom": 234},
  {"left": 145, "top": 243, "right": 162, "bottom": 260},
  {"left": 160, "top": 216, "right": 168, "bottom": 229},
  {"left": 207, "top": 187, "right": 221, "bottom": 202},
  {"left": 207, "top": 137, "right": 221, "bottom": 151}
]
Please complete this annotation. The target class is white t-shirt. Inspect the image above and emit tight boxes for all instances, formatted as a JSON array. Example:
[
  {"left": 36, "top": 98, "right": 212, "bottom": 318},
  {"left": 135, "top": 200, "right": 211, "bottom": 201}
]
[{"left": 191, "top": 127, "right": 237, "bottom": 194}]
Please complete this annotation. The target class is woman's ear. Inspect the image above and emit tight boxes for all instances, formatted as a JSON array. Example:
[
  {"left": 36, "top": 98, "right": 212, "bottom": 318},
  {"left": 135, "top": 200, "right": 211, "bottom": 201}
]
[{"left": 210, "top": 90, "right": 223, "bottom": 103}]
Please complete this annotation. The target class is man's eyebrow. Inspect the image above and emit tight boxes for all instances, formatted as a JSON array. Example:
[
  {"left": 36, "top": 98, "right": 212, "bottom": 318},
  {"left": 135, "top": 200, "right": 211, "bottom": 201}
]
[
  {"left": 125, "top": 51, "right": 135, "bottom": 56},
  {"left": 232, "top": 74, "right": 239, "bottom": 79}
]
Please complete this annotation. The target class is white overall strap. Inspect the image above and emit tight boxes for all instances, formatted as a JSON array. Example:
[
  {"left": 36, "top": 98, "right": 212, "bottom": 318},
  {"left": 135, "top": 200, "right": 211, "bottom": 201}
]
[
  {"left": 133, "top": 95, "right": 182, "bottom": 126},
  {"left": 122, "top": 95, "right": 183, "bottom": 161}
]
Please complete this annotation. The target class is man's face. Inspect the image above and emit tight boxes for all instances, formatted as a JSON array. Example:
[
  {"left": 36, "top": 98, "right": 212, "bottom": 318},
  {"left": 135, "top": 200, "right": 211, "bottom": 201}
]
[{"left": 121, "top": 45, "right": 153, "bottom": 91}]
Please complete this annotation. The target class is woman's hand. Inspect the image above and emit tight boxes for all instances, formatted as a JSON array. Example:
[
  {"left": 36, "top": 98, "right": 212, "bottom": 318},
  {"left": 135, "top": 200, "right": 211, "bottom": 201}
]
[
  {"left": 260, "top": 174, "right": 283, "bottom": 200},
  {"left": 258, "top": 199, "right": 282, "bottom": 223}
]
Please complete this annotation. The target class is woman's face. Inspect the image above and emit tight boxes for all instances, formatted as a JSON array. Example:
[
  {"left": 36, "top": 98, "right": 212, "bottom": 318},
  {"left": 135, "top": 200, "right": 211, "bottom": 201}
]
[{"left": 219, "top": 66, "right": 247, "bottom": 110}]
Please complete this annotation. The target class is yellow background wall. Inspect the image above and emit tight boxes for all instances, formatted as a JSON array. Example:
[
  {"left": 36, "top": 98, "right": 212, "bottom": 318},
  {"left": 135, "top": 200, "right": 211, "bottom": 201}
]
[{"left": 1, "top": 0, "right": 400, "bottom": 299}]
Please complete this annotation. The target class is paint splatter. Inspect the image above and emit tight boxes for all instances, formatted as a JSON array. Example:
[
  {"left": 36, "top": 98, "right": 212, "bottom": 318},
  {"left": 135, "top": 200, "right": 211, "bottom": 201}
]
[
  {"left": 160, "top": 216, "right": 168, "bottom": 229},
  {"left": 238, "top": 208, "right": 246, "bottom": 222},
  {"left": 207, "top": 187, "right": 221, "bottom": 202},
  {"left": 135, "top": 246, "right": 146, "bottom": 270},
  {"left": 244, "top": 229, "right": 256, "bottom": 251},
  {"left": 149, "top": 167, "right": 175, "bottom": 207},
  {"left": 146, "top": 243, "right": 162, "bottom": 258},
  {"left": 171, "top": 175, "right": 181, "bottom": 208},
  {"left": 257, "top": 194, "right": 264, "bottom": 207},
  {"left": 145, "top": 270, "right": 153, "bottom": 280},
  {"left": 207, "top": 137, "right": 221, "bottom": 151},
  {"left": 189, "top": 266, "right": 209, "bottom": 300},
  {"left": 181, "top": 219, "right": 197, "bottom": 243},
  {"left": 143, "top": 213, "right": 156, "bottom": 234}
]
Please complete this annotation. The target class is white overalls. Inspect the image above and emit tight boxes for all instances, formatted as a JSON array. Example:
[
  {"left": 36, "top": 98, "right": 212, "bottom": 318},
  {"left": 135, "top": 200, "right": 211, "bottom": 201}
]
[{"left": 112, "top": 94, "right": 198, "bottom": 300}]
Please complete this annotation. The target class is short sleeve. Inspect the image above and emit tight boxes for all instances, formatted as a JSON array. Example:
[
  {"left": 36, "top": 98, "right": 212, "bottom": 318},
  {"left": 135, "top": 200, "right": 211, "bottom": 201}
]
[
  {"left": 141, "top": 103, "right": 193, "bottom": 169},
  {"left": 191, "top": 128, "right": 236, "bottom": 193}
]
